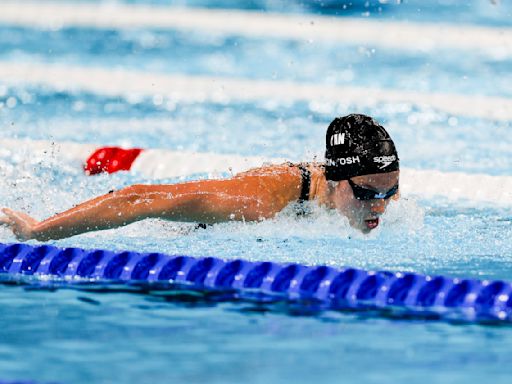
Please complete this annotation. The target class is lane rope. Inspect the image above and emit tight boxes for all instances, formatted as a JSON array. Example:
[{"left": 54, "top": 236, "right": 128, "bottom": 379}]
[
  {"left": 1, "top": 242, "right": 511, "bottom": 323},
  {"left": 2, "top": 138, "right": 511, "bottom": 205},
  {"left": 0, "top": 1, "right": 511, "bottom": 56},
  {"left": 2, "top": 62, "right": 512, "bottom": 121}
]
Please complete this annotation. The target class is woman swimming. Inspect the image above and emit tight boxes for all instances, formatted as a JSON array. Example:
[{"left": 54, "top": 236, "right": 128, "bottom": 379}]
[{"left": 1, "top": 114, "right": 399, "bottom": 240}]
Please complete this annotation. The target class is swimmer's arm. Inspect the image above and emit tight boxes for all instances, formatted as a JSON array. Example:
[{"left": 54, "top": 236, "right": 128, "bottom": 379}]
[{"left": 1, "top": 170, "right": 300, "bottom": 241}]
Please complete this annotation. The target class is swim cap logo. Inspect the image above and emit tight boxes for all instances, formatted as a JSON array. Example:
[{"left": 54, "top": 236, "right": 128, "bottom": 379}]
[
  {"left": 373, "top": 155, "right": 396, "bottom": 169},
  {"left": 326, "top": 156, "right": 360, "bottom": 167},
  {"left": 330, "top": 133, "right": 345, "bottom": 146}
]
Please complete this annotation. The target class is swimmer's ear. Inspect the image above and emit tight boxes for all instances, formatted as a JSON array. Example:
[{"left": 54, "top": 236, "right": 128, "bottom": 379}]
[{"left": 392, "top": 189, "right": 400, "bottom": 201}]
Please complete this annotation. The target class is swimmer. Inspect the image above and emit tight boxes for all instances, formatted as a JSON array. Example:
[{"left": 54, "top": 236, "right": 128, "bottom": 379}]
[{"left": 1, "top": 114, "right": 399, "bottom": 241}]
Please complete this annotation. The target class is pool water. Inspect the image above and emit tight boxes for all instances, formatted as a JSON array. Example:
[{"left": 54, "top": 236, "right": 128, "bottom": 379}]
[{"left": 1, "top": 0, "right": 512, "bottom": 383}]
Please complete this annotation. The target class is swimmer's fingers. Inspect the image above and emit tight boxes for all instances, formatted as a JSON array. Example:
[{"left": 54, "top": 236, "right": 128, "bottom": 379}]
[
  {"left": 0, "top": 216, "right": 13, "bottom": 227},
  {"left": 0, "top": 208, "right": 38, "bottom": 240},
  {"left": 0, "top": 209, "right": 16, "bottom": 227},
  {"left": 2, "top": 208, "right": 38, "bottom": 225},
  {"left": 0, "top": 210, "right": 11, "bottom": 223}
]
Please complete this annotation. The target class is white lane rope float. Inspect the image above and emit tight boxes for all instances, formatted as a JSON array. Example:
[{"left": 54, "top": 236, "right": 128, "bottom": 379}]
[
  {"left": 1, "top": 138, "right": 511, "bottom": 206},
  {"left": 2, "top": 62, "right": 512, "bottom": 122},
  {"left": 0, "top": 1, "right": 511, "bottom": 56}
]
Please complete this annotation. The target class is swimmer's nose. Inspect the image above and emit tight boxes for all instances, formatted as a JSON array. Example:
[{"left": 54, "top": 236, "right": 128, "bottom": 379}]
[{"left": 370, "top": 199, "right": 387, "bottom": 214}]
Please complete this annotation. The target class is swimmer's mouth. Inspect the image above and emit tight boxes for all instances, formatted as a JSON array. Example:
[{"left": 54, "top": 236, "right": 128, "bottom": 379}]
[{"left": 364, "top": 218, "right": 379, "bottom": 230}]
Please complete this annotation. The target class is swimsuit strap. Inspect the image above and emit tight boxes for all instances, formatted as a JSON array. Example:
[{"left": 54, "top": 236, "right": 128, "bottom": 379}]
[{"left": 297, "top": 163, "right": 311, "bottom": 203}]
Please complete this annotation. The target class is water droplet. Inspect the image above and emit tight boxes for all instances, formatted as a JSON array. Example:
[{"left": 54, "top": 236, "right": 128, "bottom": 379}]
[
  {"left": 448, "top": 117, "right": 458, "bottom": 127},
  {"left": 6, "top": 97, "right": 17, "bottom": 109}
]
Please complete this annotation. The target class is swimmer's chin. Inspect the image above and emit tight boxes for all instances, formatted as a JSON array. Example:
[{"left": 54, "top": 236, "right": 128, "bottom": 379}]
[{"left": 360, "top": 227, "right": 372, "bottom": 234}]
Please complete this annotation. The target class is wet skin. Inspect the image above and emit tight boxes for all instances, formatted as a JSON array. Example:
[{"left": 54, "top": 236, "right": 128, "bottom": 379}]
[{"left": 0, "top": 164, "right": 399, "bottom": 240}]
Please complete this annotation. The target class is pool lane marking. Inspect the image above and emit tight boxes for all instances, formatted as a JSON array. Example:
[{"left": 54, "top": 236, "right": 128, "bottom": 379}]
[
  {"left": 0, "top": 1, "right": 511, "bottom": 56},
  {"left": 1, "top": 62, "right": 512, "bottom": 122},
  {"left": 1, "top": 138, "right": 511, "bottom": 206}
]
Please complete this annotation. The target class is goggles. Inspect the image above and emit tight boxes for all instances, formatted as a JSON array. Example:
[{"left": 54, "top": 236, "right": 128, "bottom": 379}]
[{"left": 348, "top": 179, "right": 399, "bottom": 201}]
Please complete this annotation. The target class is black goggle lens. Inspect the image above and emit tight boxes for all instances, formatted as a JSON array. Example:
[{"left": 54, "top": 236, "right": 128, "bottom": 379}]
[{"left": 348, "top": 180, "right": 399, "bottom": 201}]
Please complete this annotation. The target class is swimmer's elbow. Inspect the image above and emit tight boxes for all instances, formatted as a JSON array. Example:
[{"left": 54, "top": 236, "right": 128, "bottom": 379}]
[{"left": 114, "top": 184, "right": 169, "bottom": 219}]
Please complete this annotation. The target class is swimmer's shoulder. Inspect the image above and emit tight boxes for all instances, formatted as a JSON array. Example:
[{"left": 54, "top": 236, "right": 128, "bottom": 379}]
[
  {"left": 231, "top": 163, "right": 304, "bottom": 203},
  {"left": 235, "top": 161, "right": 324, "bottom": 178},
  {"left": 233, "top": 161, "right": 325, "bottom": 202},
  {"left": 235, "top": 162, "right": 295, "bottom": 177}
]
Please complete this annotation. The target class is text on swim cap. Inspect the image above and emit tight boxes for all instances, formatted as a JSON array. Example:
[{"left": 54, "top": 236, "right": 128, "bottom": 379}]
[
  {"left": 373, "top": 155, "right": 397, "bottom": 169},
  {"left": 326, "top": 156, "right": 360, "bottom": 166},
  {"left": 330, "top": 133, "right": 345, "bottom": 146}
]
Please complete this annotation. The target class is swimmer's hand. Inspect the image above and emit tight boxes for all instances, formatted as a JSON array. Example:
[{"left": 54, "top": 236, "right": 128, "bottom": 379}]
[{"left": 0, "top": 208, "right": 39, "bottom": 241}]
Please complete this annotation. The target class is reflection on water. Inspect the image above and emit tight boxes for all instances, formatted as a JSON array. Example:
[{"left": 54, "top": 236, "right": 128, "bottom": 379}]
[{"left": 2, "top": 281, "right": 512, "bottom": 384}]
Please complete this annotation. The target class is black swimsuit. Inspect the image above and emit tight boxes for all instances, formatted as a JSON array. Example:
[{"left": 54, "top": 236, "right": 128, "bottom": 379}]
[
  {"left": 295, "top": 163, "right": 312, "bottom": 216},
  {"left": 297, "top": 163, "right": 311, "bottom": 203}
]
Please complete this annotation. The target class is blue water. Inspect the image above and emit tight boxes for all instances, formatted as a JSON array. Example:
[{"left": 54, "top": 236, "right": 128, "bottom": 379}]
[
  {"left": 87, "top": 0, "right": 512, "bottom": 26},
  {"left": 1, "top": 0, "right": 512, "bottom": 383},
  {"left": 2, "top": 26, "right": 512, "bottom": 97}
]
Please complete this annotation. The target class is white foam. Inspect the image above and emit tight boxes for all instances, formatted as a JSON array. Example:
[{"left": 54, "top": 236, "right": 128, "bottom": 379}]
[
  {"left": 2, "top": 61, "right": 512, "bottom": 121},
  {"left": 1, "top": 138, "right": 511, "bottom": 206},
  {"left": 0, "top": 1, "right": 511, "bottom": 56}
]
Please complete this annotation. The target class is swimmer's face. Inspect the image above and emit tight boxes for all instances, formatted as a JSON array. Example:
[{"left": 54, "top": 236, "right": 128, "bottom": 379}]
[{"left": 330, "top": 171, "right": 399, "bottom": 233}]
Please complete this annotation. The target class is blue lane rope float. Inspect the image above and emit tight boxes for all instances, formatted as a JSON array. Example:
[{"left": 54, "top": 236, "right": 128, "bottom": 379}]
[{"left": 1, "top": 242, "right": 511, "bottom": 323}]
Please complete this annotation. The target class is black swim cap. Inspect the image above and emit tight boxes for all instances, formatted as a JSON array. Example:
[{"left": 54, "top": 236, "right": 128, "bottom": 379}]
[{"left": 324, "top": 114, "right": 399, "bottom": 181}]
